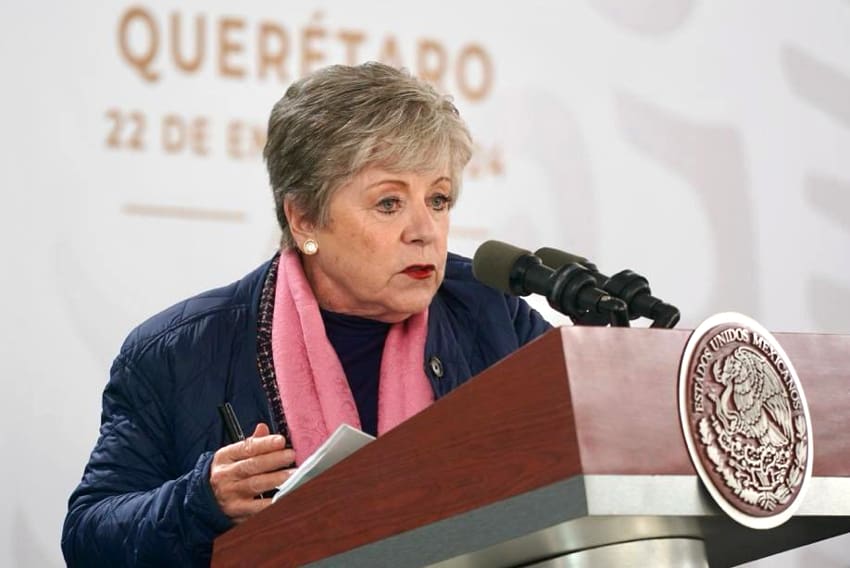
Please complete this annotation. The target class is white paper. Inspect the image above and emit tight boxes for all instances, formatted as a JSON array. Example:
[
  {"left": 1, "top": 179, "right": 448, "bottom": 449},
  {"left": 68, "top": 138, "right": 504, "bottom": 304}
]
[{"left": 271, "top": 424, "right": 375, "bottom": 503}]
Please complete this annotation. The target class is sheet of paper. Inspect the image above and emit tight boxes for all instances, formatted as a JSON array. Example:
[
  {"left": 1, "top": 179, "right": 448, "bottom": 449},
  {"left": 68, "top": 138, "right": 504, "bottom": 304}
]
[{"left": 272, "top": 424, "right": 375, "bottom": 503}]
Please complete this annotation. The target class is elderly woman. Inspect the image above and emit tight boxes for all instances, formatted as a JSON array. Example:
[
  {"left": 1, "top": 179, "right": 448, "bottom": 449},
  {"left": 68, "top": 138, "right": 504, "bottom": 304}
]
[{"left": 62, "top": 62, "right": 551, "bottom": 567}]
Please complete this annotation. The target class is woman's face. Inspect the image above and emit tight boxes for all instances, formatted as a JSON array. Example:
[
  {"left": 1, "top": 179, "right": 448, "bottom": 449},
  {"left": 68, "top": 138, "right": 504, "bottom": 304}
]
[{"left": 294, "top": 166, "right": 453, "bottom": 323}]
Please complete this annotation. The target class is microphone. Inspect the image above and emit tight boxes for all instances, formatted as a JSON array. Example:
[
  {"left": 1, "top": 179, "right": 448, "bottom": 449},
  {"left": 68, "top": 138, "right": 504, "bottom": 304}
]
[
  {"left": 534, "top": 247, "right": 680, "bottom": 329},
  {"left": 472, "top": 240, "right": 630, "bottom": 326},
  {"left": 533, "top": 248, "right": 599, "bottom": 274}
]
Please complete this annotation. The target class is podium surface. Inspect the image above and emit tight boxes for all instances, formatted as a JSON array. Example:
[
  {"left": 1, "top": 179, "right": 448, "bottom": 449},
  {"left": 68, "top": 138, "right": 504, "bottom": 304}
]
[{"left": 212, "top": 327, "right": 850, "bottom": 567}]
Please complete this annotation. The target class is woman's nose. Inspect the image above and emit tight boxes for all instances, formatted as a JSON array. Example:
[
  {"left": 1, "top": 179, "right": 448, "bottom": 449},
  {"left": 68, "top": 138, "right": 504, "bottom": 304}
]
[{"left": 402, "top": 201, "right": 438, "bottom": 245}]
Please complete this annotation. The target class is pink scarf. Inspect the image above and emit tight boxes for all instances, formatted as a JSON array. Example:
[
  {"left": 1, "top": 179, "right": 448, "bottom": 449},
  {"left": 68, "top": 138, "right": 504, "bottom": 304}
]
[{"left": 271, "top": 250, "right": 434, "bottom": 464}]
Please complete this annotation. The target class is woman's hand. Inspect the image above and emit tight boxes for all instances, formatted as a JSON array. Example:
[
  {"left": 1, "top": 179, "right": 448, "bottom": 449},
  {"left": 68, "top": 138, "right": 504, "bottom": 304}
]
[{"left": 210, "top": 423, "right": 295, "bottom": 523}]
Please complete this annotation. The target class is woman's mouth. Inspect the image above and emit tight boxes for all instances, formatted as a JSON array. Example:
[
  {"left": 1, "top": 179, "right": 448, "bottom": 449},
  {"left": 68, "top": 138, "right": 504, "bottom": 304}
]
[{"left": 402, "top": 264, "right": 435, "bottom": 280}]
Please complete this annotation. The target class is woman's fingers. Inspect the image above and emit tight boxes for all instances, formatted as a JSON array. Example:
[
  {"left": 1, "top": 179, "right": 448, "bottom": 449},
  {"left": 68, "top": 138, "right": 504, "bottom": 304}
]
[
  {"left": 223, "top": 469, "right": 297, "bottom": 523},
  {"left": 230, "top": 447, "right": 296, "bottom": 477},
  {"left": 238, "top": 468, "right": 294, "bottom": 498},
  {"left": 252, "top": 423, "right": 270, "bottom": 437},
  {"left": 220, "top": 432, "right": 288, "bottom": 463},
  {"left": 210, "top": 423, "right": 297, "bottom": 521}
]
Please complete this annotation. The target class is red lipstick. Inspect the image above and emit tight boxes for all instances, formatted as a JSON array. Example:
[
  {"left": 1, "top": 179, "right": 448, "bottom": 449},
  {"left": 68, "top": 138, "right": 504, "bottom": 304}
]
[{"left": 403, "top": 264, "right": 435, "bottom": 280}]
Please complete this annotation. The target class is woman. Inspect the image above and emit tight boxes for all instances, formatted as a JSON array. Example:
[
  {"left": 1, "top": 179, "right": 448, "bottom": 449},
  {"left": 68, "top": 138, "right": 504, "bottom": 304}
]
[{"left": 62, "top": 62, "right": 551, "bottom": 567}]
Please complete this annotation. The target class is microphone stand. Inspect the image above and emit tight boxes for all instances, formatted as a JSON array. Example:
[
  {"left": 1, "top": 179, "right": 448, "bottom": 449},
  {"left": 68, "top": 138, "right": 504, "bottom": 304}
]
[
  {"left": 601, "top": 270, "right": 680, "bottom": 329},
  {"left": 546, "top": 263, "right": 631, "bottom": 327},
  {"left": 534, "top": 247, "right": 680, "bottom": 329}
]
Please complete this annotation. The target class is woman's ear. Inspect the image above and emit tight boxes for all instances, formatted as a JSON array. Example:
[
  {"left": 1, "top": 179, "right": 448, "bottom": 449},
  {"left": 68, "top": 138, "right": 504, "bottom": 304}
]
[{"left": 283, "top": 197, "right": 316, "bottom": 244}]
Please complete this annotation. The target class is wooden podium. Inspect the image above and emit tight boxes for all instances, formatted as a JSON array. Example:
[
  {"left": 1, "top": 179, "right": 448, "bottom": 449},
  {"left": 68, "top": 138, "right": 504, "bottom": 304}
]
[{"left": 212, "top": 327, "right": 850, "bottom": 567}]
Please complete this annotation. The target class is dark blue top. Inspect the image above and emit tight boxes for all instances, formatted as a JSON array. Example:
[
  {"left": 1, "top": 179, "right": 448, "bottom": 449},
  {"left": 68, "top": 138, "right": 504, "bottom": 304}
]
[
  {"left": 62, "top": 253, "right": 551, "bottom": 567},
  {"left": 320, "top": 309, "right": 389, "bottom": 436}
]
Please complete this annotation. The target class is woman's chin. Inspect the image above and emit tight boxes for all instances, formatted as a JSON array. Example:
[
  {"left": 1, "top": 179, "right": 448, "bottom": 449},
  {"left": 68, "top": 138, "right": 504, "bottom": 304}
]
[{"left": 372, "top": 292, "right": 435, "bottom": 323}]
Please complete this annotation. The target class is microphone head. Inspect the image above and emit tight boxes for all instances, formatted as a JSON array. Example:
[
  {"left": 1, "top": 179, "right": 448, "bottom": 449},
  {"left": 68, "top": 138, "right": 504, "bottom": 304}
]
[
  {"left": 534, "top": 247, "right": 598, "bottom": 273},
  {"left": 472, "top": 240, "right": 533, "bottom": 294}
]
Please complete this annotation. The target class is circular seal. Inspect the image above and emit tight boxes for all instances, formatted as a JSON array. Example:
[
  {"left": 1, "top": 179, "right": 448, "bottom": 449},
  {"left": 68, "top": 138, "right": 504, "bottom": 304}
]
[{"left": 678, "top": 313, "right": 813, "bottom": 529}]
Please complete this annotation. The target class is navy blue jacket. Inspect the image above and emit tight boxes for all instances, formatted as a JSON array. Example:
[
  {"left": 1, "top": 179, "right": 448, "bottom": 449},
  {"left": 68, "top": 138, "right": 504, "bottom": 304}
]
[{"left": 62, "top": 253, "right": 551, "bottom": 567}]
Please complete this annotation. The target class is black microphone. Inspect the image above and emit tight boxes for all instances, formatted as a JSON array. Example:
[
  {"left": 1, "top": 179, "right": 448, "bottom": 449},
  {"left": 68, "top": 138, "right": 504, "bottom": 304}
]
[
  {"left": 534, "top": 247, "right": 680, "bottom": 329},
  {"left": 472, "top": 240, "right": 630, "bottom": 326},
  {"left": 532, "top": 248, "right": 600, "bottom": 274}
]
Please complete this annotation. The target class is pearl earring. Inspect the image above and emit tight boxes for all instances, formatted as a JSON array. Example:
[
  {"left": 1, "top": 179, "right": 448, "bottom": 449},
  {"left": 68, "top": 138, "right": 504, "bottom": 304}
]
[{"left": 303, "top": 239, "right": 319, "bottom": 255}]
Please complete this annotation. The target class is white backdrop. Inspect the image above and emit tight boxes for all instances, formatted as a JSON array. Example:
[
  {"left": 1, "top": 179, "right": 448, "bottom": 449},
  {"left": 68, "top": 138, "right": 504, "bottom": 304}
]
[{"left": 2, "top": 1, "right": 849, "bottom": 566}]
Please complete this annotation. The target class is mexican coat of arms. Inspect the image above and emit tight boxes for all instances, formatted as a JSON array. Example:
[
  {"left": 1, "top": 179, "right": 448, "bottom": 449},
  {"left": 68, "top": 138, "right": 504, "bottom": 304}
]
[{"left": 678, "top": 313, "right": 813, "bottom": 529}]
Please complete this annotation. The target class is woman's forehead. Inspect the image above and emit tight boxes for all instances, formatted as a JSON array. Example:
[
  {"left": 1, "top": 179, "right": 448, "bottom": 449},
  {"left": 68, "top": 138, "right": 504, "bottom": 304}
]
[{"left": 355, "top": 165, "right": 451, "bottom": 185}]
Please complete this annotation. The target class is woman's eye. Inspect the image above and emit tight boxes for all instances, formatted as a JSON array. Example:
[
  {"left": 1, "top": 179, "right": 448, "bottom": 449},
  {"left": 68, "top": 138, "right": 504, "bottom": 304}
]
[
  {"left": 430, "top": 194, "right": 452, "bottom": 210},
  {"left": 377, "top": 197, "right": 401, "bottom": 213}
]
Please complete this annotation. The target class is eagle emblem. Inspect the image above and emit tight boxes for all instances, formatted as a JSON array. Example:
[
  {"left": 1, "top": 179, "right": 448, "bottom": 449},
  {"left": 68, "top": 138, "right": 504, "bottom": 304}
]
[
  {"left": 679, "top": 313, "right": 813, "bottom": 529},
  {"left": 711, "top": 346, "right": 793, "bottom": 448}
]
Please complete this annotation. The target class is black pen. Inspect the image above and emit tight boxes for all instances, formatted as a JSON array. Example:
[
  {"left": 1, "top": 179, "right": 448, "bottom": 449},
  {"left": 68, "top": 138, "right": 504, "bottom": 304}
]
[
  {"left": 217, "top": 402, "right": 245, "bottom": 444},
  {"left": 217, "top": 402, "right": 278, "bottom": 499}
]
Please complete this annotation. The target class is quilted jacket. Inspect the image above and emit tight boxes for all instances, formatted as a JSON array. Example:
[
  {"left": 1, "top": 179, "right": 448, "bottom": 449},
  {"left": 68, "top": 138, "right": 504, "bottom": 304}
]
[{"left": 61, "top": 253, "right": 551, "bottom": 567}]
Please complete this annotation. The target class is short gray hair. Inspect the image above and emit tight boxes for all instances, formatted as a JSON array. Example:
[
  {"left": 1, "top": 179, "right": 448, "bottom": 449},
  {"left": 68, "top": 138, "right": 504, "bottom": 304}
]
[{"left": 263, "top": 62, "right": 473, "bottom": 249}]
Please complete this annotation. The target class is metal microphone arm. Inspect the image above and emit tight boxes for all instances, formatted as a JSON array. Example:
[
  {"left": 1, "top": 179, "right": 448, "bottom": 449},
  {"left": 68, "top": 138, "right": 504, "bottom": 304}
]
[
  {"left": 602, "top": 269, "right": 680, "bottom": 329},
  {"left": 547, "top": 262, "right": 630, "bottom": 327},
  {"left": 534, "top": 247, "right": 680, "bottom": 329}
]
